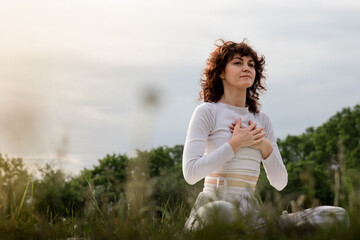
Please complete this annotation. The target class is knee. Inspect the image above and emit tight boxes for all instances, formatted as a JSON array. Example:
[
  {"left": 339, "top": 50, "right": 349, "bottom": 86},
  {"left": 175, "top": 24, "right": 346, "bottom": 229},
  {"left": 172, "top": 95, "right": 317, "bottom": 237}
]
[
  {"left": 313, "top": 206, "right": 350, "bottom": 228},
  {"left": 196, "top": 201, "right": 237, "bottom": 226}
]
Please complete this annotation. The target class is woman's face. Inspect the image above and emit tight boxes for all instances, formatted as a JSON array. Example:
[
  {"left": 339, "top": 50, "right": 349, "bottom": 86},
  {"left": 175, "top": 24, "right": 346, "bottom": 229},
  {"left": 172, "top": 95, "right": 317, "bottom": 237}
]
[{"left": 220, "top": 54, "right": 256, "bottom": 90}]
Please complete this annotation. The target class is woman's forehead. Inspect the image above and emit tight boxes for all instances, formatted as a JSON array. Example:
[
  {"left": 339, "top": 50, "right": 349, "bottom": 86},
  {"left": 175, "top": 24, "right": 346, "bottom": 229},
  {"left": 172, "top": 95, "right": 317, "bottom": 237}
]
[{"left": 230, "top": 54, "right": 254, "bottom": 61}]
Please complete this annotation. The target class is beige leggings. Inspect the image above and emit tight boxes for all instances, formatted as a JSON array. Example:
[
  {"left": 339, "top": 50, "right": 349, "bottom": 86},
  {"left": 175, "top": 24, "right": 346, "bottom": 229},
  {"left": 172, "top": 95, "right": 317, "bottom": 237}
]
[{"left": 184, "top": 192, "right": 349, "bottom": 231}]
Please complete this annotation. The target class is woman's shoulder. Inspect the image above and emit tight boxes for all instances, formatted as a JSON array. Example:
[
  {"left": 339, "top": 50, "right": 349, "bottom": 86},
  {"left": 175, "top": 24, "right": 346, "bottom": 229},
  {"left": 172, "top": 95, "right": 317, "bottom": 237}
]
[
  {"left": 191, "top": 102, "right": 218, "bottom": 124},
  {"left": 193, "top": 102, "right": 218, "bottom": 114},
  {"left": 257, "top": 110, "right": 269, "bottom": 118},
  {"left": 255, "top": 110, "right": 271, "bottom": 123}
]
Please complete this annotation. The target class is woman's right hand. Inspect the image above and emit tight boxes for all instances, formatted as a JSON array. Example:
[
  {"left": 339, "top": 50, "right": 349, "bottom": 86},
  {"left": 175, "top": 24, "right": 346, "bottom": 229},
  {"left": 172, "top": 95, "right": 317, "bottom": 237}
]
[{"left": 228, "top": 118, "right": 265, "bottom": 153}]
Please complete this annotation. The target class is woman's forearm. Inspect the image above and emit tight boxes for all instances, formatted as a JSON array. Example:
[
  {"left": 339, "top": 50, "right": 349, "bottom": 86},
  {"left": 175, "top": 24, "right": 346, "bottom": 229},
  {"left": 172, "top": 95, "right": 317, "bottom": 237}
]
[{"left": 260, "top": 139, "right": 273, "bottom": 159}]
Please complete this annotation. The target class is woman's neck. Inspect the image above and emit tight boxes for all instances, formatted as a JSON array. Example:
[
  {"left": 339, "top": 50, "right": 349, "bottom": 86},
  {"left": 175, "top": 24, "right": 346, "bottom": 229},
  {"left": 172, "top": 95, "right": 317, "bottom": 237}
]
[{"left": 220, "top": 89, "right": 247, "bottom": 107}]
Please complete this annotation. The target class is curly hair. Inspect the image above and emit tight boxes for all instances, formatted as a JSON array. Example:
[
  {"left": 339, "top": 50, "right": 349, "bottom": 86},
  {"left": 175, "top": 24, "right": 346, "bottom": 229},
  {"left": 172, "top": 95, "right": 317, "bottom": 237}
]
[{"left": 199, "top": 39, "right": 266, "bottom": 113}]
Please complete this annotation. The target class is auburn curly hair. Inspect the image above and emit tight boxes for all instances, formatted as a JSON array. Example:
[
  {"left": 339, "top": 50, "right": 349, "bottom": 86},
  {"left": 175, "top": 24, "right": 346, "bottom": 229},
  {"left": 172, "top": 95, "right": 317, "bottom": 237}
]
[{"left": 199, "top": 39, "right": 266, "bottom": 113}]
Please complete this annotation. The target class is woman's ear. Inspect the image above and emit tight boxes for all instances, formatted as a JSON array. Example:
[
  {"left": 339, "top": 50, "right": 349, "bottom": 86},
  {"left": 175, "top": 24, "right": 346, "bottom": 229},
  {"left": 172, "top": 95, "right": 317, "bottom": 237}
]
[{"left": 220, "top": 72, "right": 224, "bottom": 80}]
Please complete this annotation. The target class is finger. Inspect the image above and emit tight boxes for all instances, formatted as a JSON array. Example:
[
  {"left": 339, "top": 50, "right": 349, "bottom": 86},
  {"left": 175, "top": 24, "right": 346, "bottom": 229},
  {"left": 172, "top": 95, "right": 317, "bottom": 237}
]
[
  {"left": 253, "top": 132, "right": 266, "bottom": 140},
  {"left": 236, "top": 118, "right": 242, "bottom": 128},
  {"left": 248, "top": 123, "right": 257, "bottom": 131},
  {"left": 252, "top": 127, "right": 264, "bottom": 135},
  {"left": 248, "top": 120, "right": 257, "bottom": 130},
  {"left": 254, "top": 137, "right": 264, "bottom": 144}
]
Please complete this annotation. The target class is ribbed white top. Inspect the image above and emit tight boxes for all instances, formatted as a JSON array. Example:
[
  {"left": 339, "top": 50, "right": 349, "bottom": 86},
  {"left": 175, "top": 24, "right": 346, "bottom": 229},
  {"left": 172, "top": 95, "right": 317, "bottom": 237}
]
[{"left": 182, "top": 101, "right": 288, "bottom": 193}]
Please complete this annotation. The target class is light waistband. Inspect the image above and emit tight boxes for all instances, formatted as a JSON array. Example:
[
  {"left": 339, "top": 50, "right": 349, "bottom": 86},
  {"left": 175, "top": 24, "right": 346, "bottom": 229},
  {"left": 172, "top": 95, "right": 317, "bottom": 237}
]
[
  {"left": 205, "top": 173, "right": 258, "bottom": 190},
  {"left": 208, "top": 173, "right": 258, "bottom": 182},
  {"left": 205, "top": 179, "right": 256, "bottom": 189}
]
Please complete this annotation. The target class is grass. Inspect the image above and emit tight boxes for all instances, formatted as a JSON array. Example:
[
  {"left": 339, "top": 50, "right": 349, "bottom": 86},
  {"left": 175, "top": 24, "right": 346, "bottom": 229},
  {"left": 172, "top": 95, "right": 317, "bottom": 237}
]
[
  {"left": 0, "top": 179, "right": 359, "bottom": 240},
  {"left": 1, "top": 153, "right": 359, "bottom": 239}
]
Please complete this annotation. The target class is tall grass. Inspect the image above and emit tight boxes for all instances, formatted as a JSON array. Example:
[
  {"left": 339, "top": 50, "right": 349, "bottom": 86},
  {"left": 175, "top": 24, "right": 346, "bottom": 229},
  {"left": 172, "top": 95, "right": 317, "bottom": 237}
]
[{"left": 0, "top": 152, "right": 359, "bottom": 240}]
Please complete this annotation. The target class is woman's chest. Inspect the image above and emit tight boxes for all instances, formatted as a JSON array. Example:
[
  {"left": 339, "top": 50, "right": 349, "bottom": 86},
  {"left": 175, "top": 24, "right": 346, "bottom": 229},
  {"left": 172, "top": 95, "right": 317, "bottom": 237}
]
[{"left": 206, "top": 111, "right": 264, "bottom": 150}]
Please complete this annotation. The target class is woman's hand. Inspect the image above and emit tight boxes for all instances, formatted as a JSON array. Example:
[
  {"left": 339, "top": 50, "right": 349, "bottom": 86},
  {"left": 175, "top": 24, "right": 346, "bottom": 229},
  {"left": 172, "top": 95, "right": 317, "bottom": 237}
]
[
  {"left": 229, "top": 119, "right": 273, "bottom": 158},
  {"left": 228, "top": 118, "right": 265, "bottom": 153},
  {"left": 250, "top": 137, "right": 273, "bottom": 159}
]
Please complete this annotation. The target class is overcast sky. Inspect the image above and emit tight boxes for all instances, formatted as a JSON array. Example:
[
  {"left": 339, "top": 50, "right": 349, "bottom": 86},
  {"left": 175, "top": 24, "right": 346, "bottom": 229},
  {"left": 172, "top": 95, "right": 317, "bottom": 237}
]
[{"left": 1, "top": 0, "right": 359, "bottom": 175}]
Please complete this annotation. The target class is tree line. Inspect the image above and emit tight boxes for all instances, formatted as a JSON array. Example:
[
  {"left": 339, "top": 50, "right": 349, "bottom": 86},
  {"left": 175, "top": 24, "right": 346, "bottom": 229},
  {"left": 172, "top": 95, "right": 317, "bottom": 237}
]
[{"left": 1, "top": 104, "right": 359, "bottom": 221}]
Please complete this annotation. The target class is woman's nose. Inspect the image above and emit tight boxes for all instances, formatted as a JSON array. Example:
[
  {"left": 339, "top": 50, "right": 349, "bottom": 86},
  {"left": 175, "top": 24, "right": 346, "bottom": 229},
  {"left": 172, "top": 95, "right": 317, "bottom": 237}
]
[{"left": 242, "top": 65, "right": 250, "bottom": 72}]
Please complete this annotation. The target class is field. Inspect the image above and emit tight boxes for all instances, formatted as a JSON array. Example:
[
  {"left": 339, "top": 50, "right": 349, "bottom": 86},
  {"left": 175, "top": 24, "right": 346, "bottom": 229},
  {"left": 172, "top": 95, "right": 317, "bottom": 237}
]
[{"left": 1, "top": 105, "right": 359, "bottom": 239}]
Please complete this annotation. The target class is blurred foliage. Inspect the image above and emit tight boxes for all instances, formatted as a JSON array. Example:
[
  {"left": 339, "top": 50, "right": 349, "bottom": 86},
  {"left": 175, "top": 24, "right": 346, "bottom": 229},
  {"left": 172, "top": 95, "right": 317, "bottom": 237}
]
[
  {"left": 274, "top": 104, "right": 360, "bottom": 209},
  {"left": 0, "top": 104, "right": 359, "bottom": 239},
  {"left": 0, "top": 154, "right": 30, "bottom": 217}
]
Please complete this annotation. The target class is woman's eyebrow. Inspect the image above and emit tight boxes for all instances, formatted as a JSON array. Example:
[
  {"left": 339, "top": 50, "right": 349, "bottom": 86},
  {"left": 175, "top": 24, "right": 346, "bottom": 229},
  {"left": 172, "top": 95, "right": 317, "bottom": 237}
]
[{"left": 233, "top": 57, "right": 254, "bottom": 62}]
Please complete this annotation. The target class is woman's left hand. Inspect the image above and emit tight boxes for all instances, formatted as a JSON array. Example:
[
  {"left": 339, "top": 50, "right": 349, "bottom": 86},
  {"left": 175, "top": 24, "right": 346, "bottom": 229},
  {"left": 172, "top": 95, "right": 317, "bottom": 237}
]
[{"left": 230, "top": 120, "right": 273, "bottom": 159}]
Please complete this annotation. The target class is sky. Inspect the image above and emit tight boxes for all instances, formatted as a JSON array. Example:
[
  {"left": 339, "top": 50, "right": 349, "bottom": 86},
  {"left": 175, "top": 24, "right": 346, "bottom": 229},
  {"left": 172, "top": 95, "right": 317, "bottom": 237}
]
[{"left": 0, "top": 0, "right": 359, "bottom": 175}]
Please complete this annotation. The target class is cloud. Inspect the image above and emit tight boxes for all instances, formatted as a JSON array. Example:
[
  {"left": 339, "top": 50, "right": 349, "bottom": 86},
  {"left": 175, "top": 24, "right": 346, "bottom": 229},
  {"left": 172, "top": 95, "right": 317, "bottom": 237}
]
[{"left": 0, "top": 0, "right": 359, "bottom": 175}]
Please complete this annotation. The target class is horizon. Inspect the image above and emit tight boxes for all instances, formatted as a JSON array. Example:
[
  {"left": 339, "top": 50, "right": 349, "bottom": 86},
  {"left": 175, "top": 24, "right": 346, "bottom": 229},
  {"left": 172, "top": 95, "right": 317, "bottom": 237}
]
[{"left": 2, "top": 102, "right": 358, "bottom": 177}]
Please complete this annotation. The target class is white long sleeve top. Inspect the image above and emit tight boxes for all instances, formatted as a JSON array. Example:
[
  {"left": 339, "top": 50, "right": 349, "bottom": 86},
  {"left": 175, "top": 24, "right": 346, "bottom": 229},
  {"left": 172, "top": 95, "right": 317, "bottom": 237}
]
[{"left": 182, "top": 101, "right": 288, "bottom": 192}]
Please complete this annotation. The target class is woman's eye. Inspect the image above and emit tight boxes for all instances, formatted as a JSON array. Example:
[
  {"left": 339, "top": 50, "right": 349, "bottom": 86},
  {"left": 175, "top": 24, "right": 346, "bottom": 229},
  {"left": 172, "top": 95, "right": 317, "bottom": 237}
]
[
  {"left": 234, "top": 61, "right": 242, "bottom": 65},
  {"left": 249, "top": 64, "right": 255, "bottom": 68}
]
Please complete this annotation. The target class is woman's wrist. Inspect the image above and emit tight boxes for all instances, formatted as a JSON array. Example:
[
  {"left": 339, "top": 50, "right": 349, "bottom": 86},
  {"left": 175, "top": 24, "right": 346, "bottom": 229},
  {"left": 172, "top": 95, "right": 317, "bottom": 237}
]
[
  {"left": 228, "top": 138, "right": 241, "bottom": 153},
  {"left": 260, "top": 139, "right": 273, "bottom": 159}
]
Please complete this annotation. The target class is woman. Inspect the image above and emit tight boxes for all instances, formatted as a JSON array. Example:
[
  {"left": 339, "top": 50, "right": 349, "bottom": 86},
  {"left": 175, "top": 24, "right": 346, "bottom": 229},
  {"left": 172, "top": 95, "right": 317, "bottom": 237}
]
[{"left": 182, "top": 39, "right": 348, "bottom": 231}]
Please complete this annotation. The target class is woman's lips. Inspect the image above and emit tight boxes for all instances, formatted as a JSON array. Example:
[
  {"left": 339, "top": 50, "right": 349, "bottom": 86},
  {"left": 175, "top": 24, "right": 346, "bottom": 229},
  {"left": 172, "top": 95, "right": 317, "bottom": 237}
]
[{"left": 240, "top": 75, "right": 251, "bottom": 78}]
